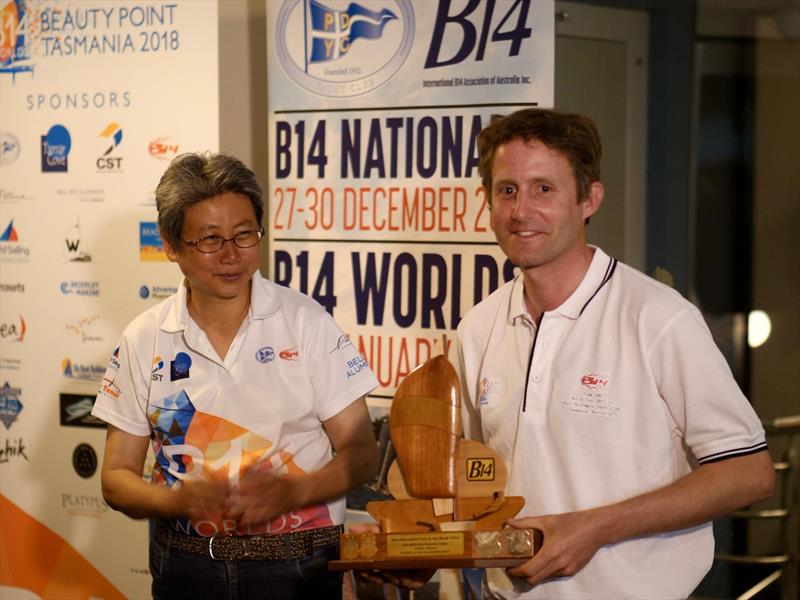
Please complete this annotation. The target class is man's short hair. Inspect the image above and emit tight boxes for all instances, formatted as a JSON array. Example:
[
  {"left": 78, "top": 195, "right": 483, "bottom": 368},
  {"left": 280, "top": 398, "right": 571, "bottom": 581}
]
[
  {"left": 155, "top": 152, "right": 263, "bottom": 249},
  {"left": 477, "top": 108, "right": 602, "bottom": 205}
]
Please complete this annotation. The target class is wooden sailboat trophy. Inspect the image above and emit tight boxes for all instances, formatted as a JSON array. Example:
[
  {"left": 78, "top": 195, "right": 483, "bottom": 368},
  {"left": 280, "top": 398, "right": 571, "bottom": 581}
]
[{"left": 330, "top": 355, "right": 541, "bottom": 570}]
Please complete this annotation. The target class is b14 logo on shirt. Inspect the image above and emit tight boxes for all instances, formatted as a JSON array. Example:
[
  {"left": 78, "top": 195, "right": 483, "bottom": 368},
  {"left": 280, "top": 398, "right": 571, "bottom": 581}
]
[{"left": 580, "top": 372, "right": 610, "bottom": 390}]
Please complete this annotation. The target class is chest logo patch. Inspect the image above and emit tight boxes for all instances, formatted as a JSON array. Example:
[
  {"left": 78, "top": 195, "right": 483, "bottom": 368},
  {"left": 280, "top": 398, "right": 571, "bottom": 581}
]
[
  {"left": 478, "top": 375, "right": 504, "bottom": 406},
  {"left": 255, "top": 346, "right": 275, "bottom": 364},
  {"left": 170, "top": 352, "right": 192, "bottom": 381},
  {"left": 580, "top": 371, "right": 609, "bottom": 390},
  {"left": 564, "top": 370, "right": 618, "bottom": 417},
  {"left": 279, "top": 348, "right": 299, "bottom": 361},
  {"left": 152, "top": 356, "right": 164, "bottom": 381}
]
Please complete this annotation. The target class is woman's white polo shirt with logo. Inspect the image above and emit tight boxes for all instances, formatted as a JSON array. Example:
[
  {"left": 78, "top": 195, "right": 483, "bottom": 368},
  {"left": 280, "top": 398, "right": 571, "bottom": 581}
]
[{"left": 92, "top": 271, "right": 378, "bottom": 538}]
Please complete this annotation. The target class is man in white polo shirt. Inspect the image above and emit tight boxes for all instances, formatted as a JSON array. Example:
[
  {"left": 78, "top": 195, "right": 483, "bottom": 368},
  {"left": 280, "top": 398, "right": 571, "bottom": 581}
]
[{"left": 455, "top": 108, "right": 774, "bottom": 599}]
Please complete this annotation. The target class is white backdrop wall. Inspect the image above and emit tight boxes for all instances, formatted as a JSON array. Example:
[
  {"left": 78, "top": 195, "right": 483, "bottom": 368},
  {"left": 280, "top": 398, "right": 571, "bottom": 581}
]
[{"left": 0, "top": 1, "right": 218, "bottom": 598}]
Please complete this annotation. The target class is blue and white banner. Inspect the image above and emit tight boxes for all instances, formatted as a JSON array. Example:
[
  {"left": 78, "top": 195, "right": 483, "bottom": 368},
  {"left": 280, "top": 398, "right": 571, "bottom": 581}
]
[{"left": 267, "top": 0, "right": 554, "bottom": 404}]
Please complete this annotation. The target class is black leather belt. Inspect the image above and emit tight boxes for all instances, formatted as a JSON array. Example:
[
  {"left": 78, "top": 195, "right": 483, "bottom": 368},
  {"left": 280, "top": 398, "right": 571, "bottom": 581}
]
[{"left": 154, "top": 521, "right": 342, "bottom": 561}]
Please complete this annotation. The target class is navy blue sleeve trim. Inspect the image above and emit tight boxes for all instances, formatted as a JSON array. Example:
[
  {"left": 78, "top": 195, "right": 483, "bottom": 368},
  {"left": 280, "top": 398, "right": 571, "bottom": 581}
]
[{"left": 697, "top": 442, "right": 769, "bottom": 464}]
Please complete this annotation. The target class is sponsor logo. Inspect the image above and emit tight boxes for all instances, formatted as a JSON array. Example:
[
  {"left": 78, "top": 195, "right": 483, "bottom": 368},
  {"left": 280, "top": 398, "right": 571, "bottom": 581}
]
[
  {"left": 0, "top": 188, "right": 33, "bottom": 203},
  {"left": 0, "top": 357, "right": 21, "bottom": 371},
  {"left": 329, "top": 334, "right": 353, "bottom": 353},
  {"left": 0, "top": 437, "right": 28, "bottom": 463},
  {"left": 152, "top": 355, "right": 164, "bottom": 381},
  {"left": 0, "top": 282, "right": 25, "bottom": 292},
  {"left": 478, "top": 375, "right": 504, "bottom": 407},
  {"left": 97, "top": 122, "right": 123, "bottom": 171},
  {"left": 64, "top": 219, "right": 92, "bottom": 262},
  {"left": 255, "top": 346, "right": 275, "bottom": 364},
  {"left": 148, "top": 136, "right": 179, "bottom": 161},
  {"left": 345, "top": 355, "right": 368, "bottom": 378},
  {"left": 108, "top": 346, "right": 121, "bottom": 370},
  {"left": 62, "top": 358, "right": 105, "bottom": 382},
  {"left": 59, "top": 393, "right": 106, "bottom": 429},
  {"left": 60, "top": 280, "right": 100, "bottom": 297},
  {"left": 0, "top": 218, "right": 18, "bottom": 241},
  {"left": 139, "top": 284, "right": 177, "bottom": 300},
  {"left": 65, "top": 315, "right": 103, "bottom": 343},
  {"left": 279, "top": 347, "right": 299, "bottom": 361},
  {"left": 170, "top": 352, "right": 191, "bottom": 381},
  {"left": 41, "top": 124, "right": 71, "bottom": 172},
  {"left": 0, "top": 315, "right": 25, "bottom": 342},
  {"left": 0, "top": 132, "right": 20, "bottom": 164},
  {"left": 139, "top": 221, "right": 167, "bottom": 261},
  {"left": 274, "top": 0, "right": 414, "bottom": 98},
  {"left": 0, "top": 381, "right": 23, "bottom": 429},
  {"left": 580, "top": 372, "right": 610, "bottom": 390},
  {"left": 0, "top": 0, "right": 34, "bottom": 79},
  {"left": 0, "top": 219, "right": 30, "bottom": 261},
  {"left": 466, "top": 457, "right": 495, "bottom": 482},
  {"left": 62, "top": 492, "right": 109, "bottom": 517},
  {"left": 100, "top": 377, "right": 121, "bottom": 399},
  {"left": 72, "top": 443, "right": 98, "bottom": 478}
]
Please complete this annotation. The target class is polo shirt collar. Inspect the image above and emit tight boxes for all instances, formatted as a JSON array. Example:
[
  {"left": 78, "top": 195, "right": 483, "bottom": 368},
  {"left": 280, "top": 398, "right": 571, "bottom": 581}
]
[
  {"left": 508, "top": 246, "right": 615, "bottom": 324},
  {"left": 159, "top": 270, "right": 278, "bottom": 333}
]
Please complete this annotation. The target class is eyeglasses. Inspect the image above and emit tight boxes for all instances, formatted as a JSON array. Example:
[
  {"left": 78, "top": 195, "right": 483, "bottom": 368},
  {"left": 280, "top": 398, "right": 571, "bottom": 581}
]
[{"left": 182, "top": 229, "right": 263, "bottom": 253}]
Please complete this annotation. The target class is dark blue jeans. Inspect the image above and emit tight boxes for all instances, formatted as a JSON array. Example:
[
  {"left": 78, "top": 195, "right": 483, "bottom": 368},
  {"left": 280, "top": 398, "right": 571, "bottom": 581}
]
[{"left": 149, "top": 535, "right": 343, "bottom": 599}]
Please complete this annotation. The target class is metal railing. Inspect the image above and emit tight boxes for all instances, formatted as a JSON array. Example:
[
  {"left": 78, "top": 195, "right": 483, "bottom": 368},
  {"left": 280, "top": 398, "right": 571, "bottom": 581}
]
[{"left": 712, "top": 415, "right": 800, "bottom": 600}]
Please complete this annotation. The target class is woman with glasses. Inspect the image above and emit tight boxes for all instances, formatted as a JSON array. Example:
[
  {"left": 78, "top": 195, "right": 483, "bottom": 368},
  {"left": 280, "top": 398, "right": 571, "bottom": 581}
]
[{"left": 91, "top": 153, "right": 379, "bottom": 600}]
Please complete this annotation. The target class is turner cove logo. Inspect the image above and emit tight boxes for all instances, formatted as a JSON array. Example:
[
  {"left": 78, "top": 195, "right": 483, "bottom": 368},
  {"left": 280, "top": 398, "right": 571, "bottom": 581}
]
[
  {"left": 41, "top": 124, "right": 72, "bottom": 172},
  {"left": 274, "top": 0, "right": 414, "bottom": 98}
]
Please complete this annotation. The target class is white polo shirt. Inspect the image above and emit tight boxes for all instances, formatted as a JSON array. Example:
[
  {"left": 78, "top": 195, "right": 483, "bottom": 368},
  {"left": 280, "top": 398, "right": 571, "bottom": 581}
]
[
  {"left": 92, "top": 271, "right": 378, "bottom": 538},
  {"left": 456, "top": 247, "right": 766, "bottom": 599}
]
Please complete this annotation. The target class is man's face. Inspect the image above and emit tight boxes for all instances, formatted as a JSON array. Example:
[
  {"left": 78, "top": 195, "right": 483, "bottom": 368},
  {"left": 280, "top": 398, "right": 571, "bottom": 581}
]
[
  {"left": 162, "top": 192, "right": 261, "bottom": 305},
  {"left": 488, "top": 138, "right": 601, "bottom": 272}
]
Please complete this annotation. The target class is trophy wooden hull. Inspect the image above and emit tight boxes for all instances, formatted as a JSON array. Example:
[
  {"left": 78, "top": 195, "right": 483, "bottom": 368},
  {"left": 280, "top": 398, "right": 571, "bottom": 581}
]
[{"left": 332, "top": 356, "right": 542, "bottom": 572}]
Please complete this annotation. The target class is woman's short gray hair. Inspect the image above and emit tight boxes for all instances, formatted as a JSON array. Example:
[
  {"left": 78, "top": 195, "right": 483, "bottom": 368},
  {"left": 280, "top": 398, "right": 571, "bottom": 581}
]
[{"left": 155, "top": 152, "right": 263, "bottom": 249}]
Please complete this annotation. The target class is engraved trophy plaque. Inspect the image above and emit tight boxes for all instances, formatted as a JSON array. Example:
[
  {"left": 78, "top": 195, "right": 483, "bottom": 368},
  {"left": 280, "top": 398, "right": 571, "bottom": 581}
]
[{"left": 330, "top": 355, "right": 542, "bottom": 570}]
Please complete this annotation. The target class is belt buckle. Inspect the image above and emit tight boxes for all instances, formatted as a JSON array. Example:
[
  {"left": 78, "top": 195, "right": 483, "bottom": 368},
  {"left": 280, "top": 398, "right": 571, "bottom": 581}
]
[
  {"left": 208, "top": 534, "right": 225, "bottom": 560},
  {"left": 209, "top": 534, "right": 250, "bottom": 560}
]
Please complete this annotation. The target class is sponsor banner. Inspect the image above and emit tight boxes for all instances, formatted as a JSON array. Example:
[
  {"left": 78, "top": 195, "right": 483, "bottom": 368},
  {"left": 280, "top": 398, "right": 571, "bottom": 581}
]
[
  {"left": 1, "top": 1, "right": 219, "bottom": 597},
  {"left": 267, "top": 0, "right": 554, "bottom": 398}
]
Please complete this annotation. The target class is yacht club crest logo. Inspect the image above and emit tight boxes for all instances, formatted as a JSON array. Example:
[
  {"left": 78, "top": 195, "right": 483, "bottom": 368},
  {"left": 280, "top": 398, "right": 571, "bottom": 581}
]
[{"left": 274, "top": 0, "right": 414, "bottom": 98}]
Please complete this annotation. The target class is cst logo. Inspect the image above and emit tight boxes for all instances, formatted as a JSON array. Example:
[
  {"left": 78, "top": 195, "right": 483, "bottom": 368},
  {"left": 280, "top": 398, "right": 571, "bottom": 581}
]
[
  {"left": 466, "top": 457, "right": 495, "bottom": 481},
  {"left": 97, "top": 122, "right": 123, "bottom": 171}
]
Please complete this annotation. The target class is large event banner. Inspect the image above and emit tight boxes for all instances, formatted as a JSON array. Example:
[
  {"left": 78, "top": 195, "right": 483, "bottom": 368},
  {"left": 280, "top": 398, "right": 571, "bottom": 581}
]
[
  {"left": 0, "top": 1, "right": 218, "bottom": 598},
  {"left": 267, "top": 0, "right": 554, "bottom": 405}
]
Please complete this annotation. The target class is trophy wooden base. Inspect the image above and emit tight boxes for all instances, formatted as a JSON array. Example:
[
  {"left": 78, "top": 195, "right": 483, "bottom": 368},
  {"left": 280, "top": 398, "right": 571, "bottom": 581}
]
[{"left": 329, "top": 528, "right": 542, "bottom": 570}]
